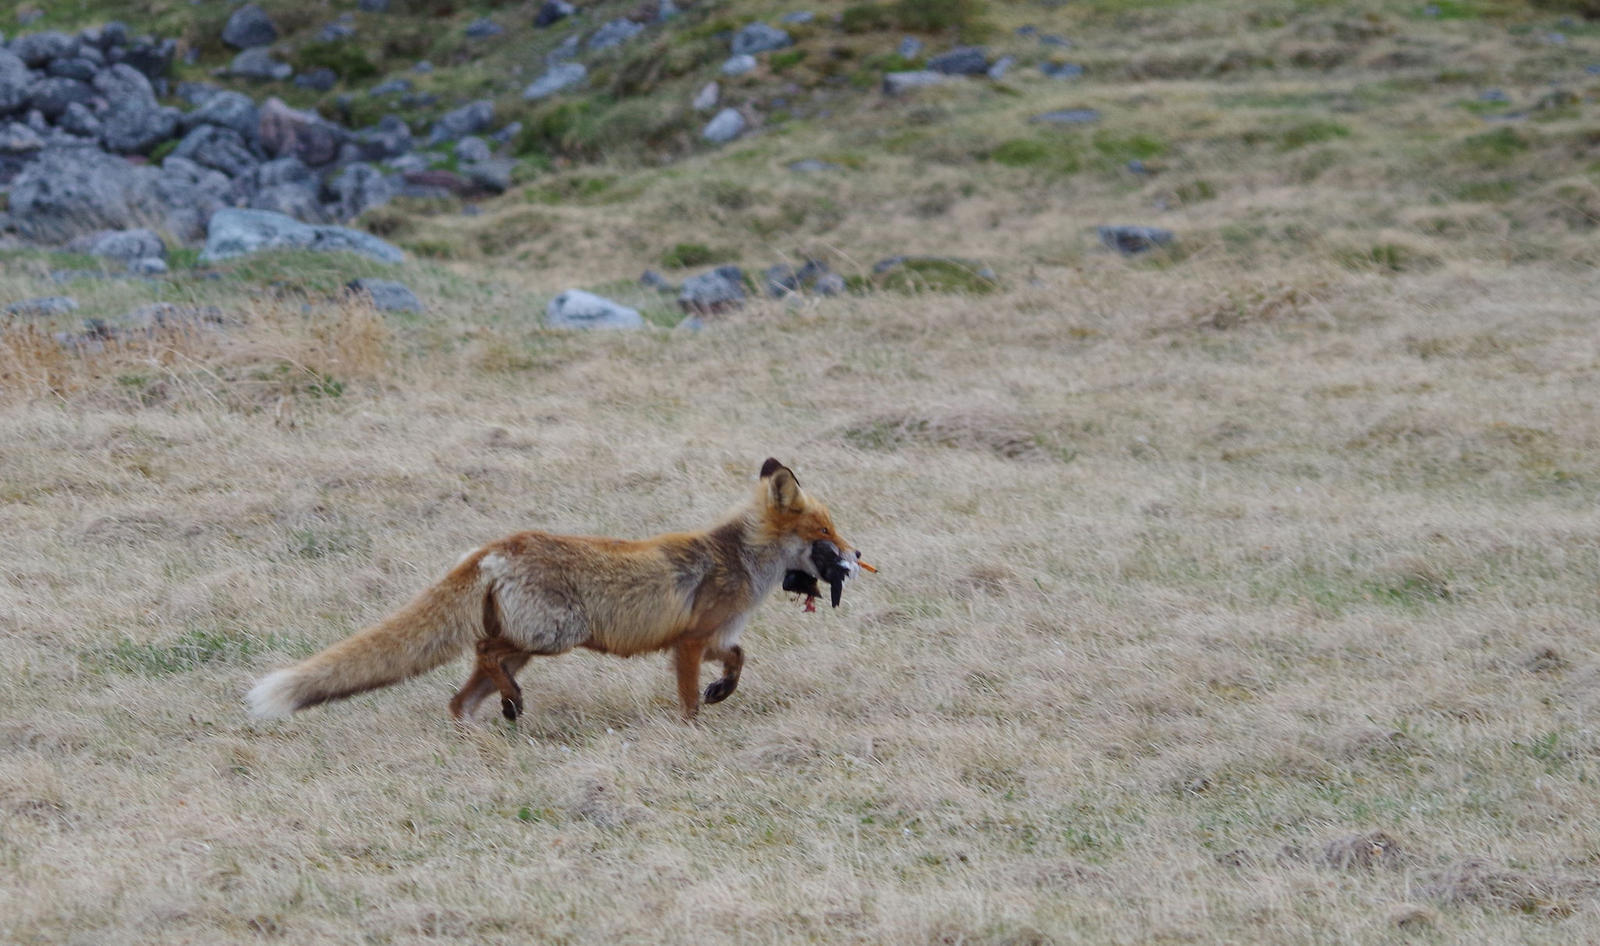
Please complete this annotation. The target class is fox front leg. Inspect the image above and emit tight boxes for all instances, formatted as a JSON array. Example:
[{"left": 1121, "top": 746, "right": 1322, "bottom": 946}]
[
  {"left": 701, "top": 644, "right": 744, "bottom": 705},
  {"left": 673, "top": 637, "right": 708, "bottom": 722}
]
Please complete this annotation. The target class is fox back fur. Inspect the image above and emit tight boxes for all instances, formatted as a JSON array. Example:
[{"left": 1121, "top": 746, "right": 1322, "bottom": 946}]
[{"left": 246, "top": 458, "right": 865, "bottom": 723}]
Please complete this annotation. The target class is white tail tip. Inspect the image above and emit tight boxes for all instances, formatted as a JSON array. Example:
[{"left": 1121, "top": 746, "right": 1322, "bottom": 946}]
[{"left": 246, "top": 669, "right": 300, "bottom": 719}]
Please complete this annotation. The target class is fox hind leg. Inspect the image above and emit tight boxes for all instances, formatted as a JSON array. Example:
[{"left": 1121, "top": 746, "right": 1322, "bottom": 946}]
[{"left": 449, "top": 638, "right": 532, "bottom": 720}]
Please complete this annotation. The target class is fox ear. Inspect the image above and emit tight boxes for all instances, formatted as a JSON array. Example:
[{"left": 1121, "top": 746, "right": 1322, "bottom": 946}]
[
  {"left": 764, "top": 464, "right": 803, "bottom": 511},
  {"left": 759, "top": 457, "right": 785, "bottom": 479}
]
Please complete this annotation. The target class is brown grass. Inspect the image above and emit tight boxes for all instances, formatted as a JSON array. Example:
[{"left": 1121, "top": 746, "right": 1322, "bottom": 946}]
[{"left": 6, "top": 0, "right": 1600, "bottom": 941}]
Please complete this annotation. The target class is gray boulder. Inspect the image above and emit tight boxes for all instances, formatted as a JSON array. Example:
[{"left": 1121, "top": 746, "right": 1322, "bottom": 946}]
[
  {"left": 259, "top": 97, "right": 344, "bottom": 166},
  {"left": 0, "top": 49, "right": 30, "bottom": 114},
  {"left": 349, "top": 115, "right": 412, "bottom": 161},
  {"left": 732, "top": 23, "right": 792, "bottom": 55},
  {"left": 253, "top": 156, "right": 313, "bottom": 187},
  {"left": 6, "top": 296, "right": 78, "bottom": 316},
  {"left": 882, "top": 71, "right": 947, "bottom": 95},
  {"left": 182, "top": 89, "right": 259, "bottom": 143},
  {"left": 1097, "top": 225, "right": 1175, "bottom": 254},
  {"left": 229, "top": 48, "right": 292, "bottom": 81},
  {"left": 426, "top": 98, "right": 493, "bottom": 146},
  {"left": 200, "top": 208, "right": 405, "bottom": 264},
  {"left": 0, "top": 121, "right": 43, "bottom": 154},
  {"left": 987, "top": 56, "right": 1015, "bottom": 79},
  {"left": 522, "top": 61, "right": 586, "bottom": 100},
  {"left": 702, "top": 108, "right": 746, "bottom": 144},
  {"left": 249, "top": 182, "right": 323, "bottom": 221},
  {"left": 223, "top": 4, "right": 279, "bottom": 49},
  {"left": 328, "top": 162, "right": 397, "bottom": 220},
  {"left": 86, "top": 228, "right": 165, "bottom": 261},
  {"left": 142, "top": 156, "right": 232, "bottom": 241},
  {"left": 679, "top": 266, "right": 745, "bottom": 313},
  {"left": 171, "top": 124, "right": 258, "bottom": 178},
  {"left": 27, "top": 77, "right": 94, "bottom": 119},
  {"left": 370, "top": 78, "right": 412, "bottom": 97},
  {"left": 46, "top": 57, "right": 98, "bottom": 81},
  {"left": 347, "top": 278, "right": 422, "bottom": 312},
  {"left": 126, "top": 257, "right": 168, "bottom": 276},
  {"left": 898, "top": 36, "right": 923, "bottom": 59},
  {"left": 359, "top": 0, "right": 390, "bottom": 11},
  {"left": 546, "top": 289, "right": 643, "bottom": 330},
  {"left": 928, "top": 47, "right": 989, "bottom": 75},
  {"left": 588, "top": 19, "right": 645, "bottom": 52},
  {"left": 113, "top": 38, "right": 176, "bottom": 81},
  {"left": 57, "top": 101, "right": 101, "bottom": 137},
  {"left": 294, "top": 67, "right": 337, "bottom": 92},
  {"left": 464, "top": 18, "right": 503, "bottom": 39},
  {"left": 782, "top": 11, "right": 815, "bottom": 24},
  {"left": 639, "top": 269, "right": 673, "bottom": 291},
  {"left": 8, "top": 148, "right": 146, "bottom": 241},
  {"left": 10, "top": 31, "right": 76, "bottom": 67},
  {"left": 535, "top": 1, "right": 576, "bottom": 27},
  {"left": 101, "top": 104, "right": 181, "bottom": 154}
]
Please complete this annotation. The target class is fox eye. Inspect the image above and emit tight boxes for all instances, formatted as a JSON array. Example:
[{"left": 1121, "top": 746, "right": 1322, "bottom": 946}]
[{"left": 818, "top": 527, "right": 830, "bottom": 536}]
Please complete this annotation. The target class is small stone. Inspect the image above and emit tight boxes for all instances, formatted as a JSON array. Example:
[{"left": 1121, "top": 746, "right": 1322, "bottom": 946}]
[
  {"left": 587, "top": 18, "right": 645, "bottom": 52},
  {"left": 318, "top": 21, "right": 356, "bottom": 42},
  {"left": 200, "top": 208, "right": 405, "bottom": 264},
  {"left": 522, "top": 61, "right": 586, "bottom": 100},
  {"left": 535, "top": 0, "right": 576, "bottom": 28},
  {"left": 465, "top": 18, "right": 503, "bottom": 39},
  {"left": 1040, "top": 33, "right": 1071, "bottom": 47},
  {"left": 787, "top": 158, "right": 837, "bottom": 173},
  {"left": 987, "top": 55, "right": 1015, "bottom": 79},
  {"left": 294, "top": 67, "right": 338, "bottom": 92},
  {"left": 455, "top": 136, "right": 491, "bottom": 164},
  {"left": 1031, "top": 108, "right": 1099, "bottom": 125},
  {"left": 84, "top": 228, "right": 166, "bottom": 261},
  {"left": 222, "top": 4, "right": 279, "bottom": 50},
  {"left": 426, "top": 98, "right": 493, "bottom": 146},
  {"left": 370, "top": 78, "right": 412, "bottom": 97},
  {"left": 732, "top": 23, "right": 792, "bottom": 56},
  {"left": 1040, "top": 62, "right": 1084, "bottom": 79},
  {"left": 229, "top": 47, "right": 293, "bottom": 81},
  {"left": 693, "top": 81, "right": 719, "bottom": 110},
  {"left": 882, "top": 71, "right": 947, "bottom": 95},
  {"left": 928, "top": 46, "right": 989, "bottom": 75},
  {"left": 639, "top": 270, "right": 673, "bottom": 291},
  {"left": 412, "top": 60, "right": 433, "bottom": 73},
  {"left": 1098, "top": 225, "right": 1176, "bottom": 254},
  {"left": 347, "top": 278, "right": 423, "bottom": 312},
  {"left": 678, "top": 266, "right": 745, "bottom": 313},
  {"left": 781, "top": 11, "right": 815, "bottom": 24},
  {"left": 721, "top": 54, "right": 757, "bottom": 77},
  {"left": 6, "top": 296, "right": 78, "bottom": 316},
  {"left": 546, "top": 289, "right": 643, "bottom": 330},
  {"left": 898, "top": 36, "right": 924, "bottom": 59},
  {"left": 702, "top": 107, "right": 746, "bottom": 144},
  {"left": 127, "top": 257, "right": 168, "bottom": 276}
]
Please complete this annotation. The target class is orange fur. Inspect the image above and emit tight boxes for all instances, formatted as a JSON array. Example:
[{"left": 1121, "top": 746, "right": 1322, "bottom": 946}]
[{"left": 246, "top": 459, "right": 865, "bottom": 724}]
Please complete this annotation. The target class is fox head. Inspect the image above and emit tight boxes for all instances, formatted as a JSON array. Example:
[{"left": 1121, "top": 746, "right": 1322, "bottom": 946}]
[{"left": 756, "top": 458, "right": 870, "bottom": 587}]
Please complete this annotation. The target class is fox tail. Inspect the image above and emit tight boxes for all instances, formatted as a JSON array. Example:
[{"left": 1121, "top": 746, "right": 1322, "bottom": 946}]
[{"left": 246, "top": 562, "right": 486, "bottom": 718}]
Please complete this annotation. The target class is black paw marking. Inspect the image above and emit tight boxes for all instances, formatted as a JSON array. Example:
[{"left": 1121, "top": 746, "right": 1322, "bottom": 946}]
[
  {"left": 501, "top": 697, "right": 521, "bottom": 721},
  {"left": 703, "top": 677, "right": 737, "bottom": 704}
]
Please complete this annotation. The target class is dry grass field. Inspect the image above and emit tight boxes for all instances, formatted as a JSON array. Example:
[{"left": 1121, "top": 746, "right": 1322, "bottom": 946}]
[{"left": 4, "top": 0, "right": 1600, "bottom": 943}]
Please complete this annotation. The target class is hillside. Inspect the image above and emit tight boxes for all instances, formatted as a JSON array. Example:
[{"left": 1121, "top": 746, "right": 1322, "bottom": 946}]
[{"left": 3, "top": 1, "right": 1600, "bottom": 944}]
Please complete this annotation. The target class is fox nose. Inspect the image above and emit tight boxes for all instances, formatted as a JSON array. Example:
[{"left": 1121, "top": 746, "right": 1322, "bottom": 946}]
[{"left": 853, "top": 549, "right": 861, "bottom": 560}]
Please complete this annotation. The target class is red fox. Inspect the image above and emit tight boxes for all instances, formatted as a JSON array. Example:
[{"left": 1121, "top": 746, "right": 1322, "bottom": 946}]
[{"left": 246, "top": 459, "right": 872, "bottom": 724}]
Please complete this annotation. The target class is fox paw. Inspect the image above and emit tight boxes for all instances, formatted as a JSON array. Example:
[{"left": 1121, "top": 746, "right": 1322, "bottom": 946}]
[
  {"left": 500, "top": 697, "right": 521, "bottom": 721},
  {"left": 703, "top": 677, "right": 738, "bottom": 705}
]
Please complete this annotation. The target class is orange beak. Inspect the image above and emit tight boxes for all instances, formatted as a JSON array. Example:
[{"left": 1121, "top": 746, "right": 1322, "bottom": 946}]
[{"left": 858, "top": 560, "right": 877, "bottom": 573}]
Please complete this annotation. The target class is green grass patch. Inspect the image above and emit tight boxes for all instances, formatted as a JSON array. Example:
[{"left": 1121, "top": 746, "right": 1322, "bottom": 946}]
[
  {"left": 209, "top": 249, "right": 398, "bottom": 290},
  {"left": 1456, "top": 127, "right": 1531, "bottom": 167},
  {"left": 97, "top": 627, "right": 270, "bottom": 676},
  {"left": 875, "top": 258, "right": 998, "bottom": 294},
  {"left": 294, "top": 40, "right": 378, "bottom": 83},
  {"left": 1336, "top": 242, "right": 1439, "bottom": 273},
  {"left": 1277, "top": 120, "right": 1351, "bottom": 151},
  {"left": 988, "top": 138, "right": 1083, "bottom": 175},
  {"left": 660, "top": 242, "right": 737, "bottom": 269}
]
